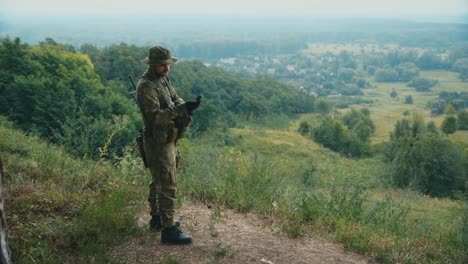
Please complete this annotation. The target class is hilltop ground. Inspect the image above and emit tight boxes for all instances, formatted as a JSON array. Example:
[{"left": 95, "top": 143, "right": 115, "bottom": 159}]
[{"left": 111, "top": 202, "right": 374, "bottom": 264}]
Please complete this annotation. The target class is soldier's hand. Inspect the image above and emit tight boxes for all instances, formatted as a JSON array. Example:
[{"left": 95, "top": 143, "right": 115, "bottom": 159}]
[{"left": 185, "top": 95, "right": 202, "bottom": 113}]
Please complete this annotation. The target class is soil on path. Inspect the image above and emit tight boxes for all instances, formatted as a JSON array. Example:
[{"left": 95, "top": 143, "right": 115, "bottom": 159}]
[{"left": 112, "top": 203, "right": 374, "bottom": 264}]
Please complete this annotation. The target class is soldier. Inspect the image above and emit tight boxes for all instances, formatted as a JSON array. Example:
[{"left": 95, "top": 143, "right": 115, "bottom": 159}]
[{"left": 136, "top": 45, "right": 200, "bottom": 244}]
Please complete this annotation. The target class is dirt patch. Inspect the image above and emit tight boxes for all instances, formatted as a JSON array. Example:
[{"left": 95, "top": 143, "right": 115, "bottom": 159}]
[{"left": 112, "top": 203, "right": 374, "bottom": 264}]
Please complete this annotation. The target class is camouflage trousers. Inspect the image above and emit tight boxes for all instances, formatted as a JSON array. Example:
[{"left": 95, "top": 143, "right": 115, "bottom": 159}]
[{"left": 144, "top": 136, "right": 178, "bottom": 228}]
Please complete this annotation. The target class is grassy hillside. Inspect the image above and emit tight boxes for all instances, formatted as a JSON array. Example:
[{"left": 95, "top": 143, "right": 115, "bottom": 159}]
[
  {"left": 1, "top": 112, "right": 465, "bottom": 263},
  {"left": 0, "top": 120, "right": 146, "bottom": 262},
  {"left": 178, "top": 122, "right": 465, "bottom": 263}
]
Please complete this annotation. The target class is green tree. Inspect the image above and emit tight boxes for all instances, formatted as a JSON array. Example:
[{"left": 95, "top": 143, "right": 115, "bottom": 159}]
[
  {"left": 417, "top": 51, "right": 448, "bottom": 70},
  {"left": 441, "top": 115, "right": 457, "bottom": 134},
  {"left": 313, "top": 111, "right": 374, "bottom": 157},
  {"left": 375, "top": 67, "right": 399, "bottom": 82},
  {"left": 88, "top": 43, "right": 147, "bottom": 85},
  {"left": 448, "top": 46, "right": 468, "bottom": 63},
  {"left": 427, "top": 92, "right": 468, "bottom": 115},
  {"left": 315, "top": 99, "right": 333, "bottom": 114},
  {"left": 0, "top": 37, "right": 33, "bottom": 113},
  {"left": 79, "top": 43, "right": 99, "bottom": 61},
  {"left": 366, "top": 65, "right": 377, "bottom": 75},
  {"left": 385, "top": 49, "right": 418, "bottom": 66},
  {"left": 351, "top": 120, "right": 373, "bottom": 142},
  {"left": 0, "top": 38, "right": 142, "bottom": 158},
  {"left": 444, "top": 104, "right": 456, "bottom": 115},
  {"left": 313, "top": 116, "right": 350, "bottom": 153},
  {"left": 404, "top": 95, "right": 413, "bottom": 104},
  {"left": 426, "top": 121, "right": 439, "bottom": 134},
  {"left": 457, "top": 110, "right": 468, "bottom": 130},
  {"left": 390, "top": 89, "right": 398, "bottom": 99},
  {"left": 452, "top": 58, "right": 468, "bottom": 81},
  {"left": 338, "top": 68, "right": 356, "bottom": 82},
  {"left": 383, "top": 116, "right": 465, "bottom": 197},
  {"left": 396, "top": 62, "right": 420, "bottom": 82},
  {"left": 298, "top": 121, "right": 311, "bottom": 136},
  {"left": 341, "top": 108, "right": 375, "bottom": 135},
  {"left": 408, "top": 77, "right": 438, "bottom": 92},
  {"left": 338, "top": 51, "right": 357, "bottom": 69}
]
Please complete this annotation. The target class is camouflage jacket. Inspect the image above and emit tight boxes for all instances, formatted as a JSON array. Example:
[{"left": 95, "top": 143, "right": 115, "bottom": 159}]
[{"left": 136, "top": 68, "right": 191, "bottom": 144}]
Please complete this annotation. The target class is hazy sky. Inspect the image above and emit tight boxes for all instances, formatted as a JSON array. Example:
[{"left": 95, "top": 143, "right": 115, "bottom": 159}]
[{"left": 2, "top": 0, "right": 468, "bottom": 16}]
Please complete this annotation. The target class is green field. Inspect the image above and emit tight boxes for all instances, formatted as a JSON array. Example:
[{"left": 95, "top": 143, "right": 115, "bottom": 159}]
[{"left": 348, "top": 70, "right": 468, "bottom": 144}]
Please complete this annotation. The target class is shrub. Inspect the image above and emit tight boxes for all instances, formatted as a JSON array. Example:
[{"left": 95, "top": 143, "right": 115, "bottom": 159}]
[
  {"left": 315, "top": 99, "right": 333, "bottom": 114},
  {"left": 427, "top": 92, "right": 468, "bottom": 115},
  {"left": 441, "top": 115, "right": 457, "bottom": 134},
  {"left": 396, "top": 62, "right": 420, "bottom": 82},
  {"left": 312, "top": 112, "right": 374, "bottom": 157},
  {"left": 297, "top": 183, "right": 409, "bottom": 233},
  {"left": 408, "top": 77, "right": 438, "bottom": 92},
  {"left": 383, "top": 116, "right": 466, "bottom": 197},
  {"left": 453, "top": 58, "right": 468, "bottom": 81},
  {"left": 457, "top": 110, "right": 468, "bottom": 130},
  {"left": 375, "top": 67, "right": 399, "bottom": 82},
  {"left": 298, "top": 121, "right": 311, "bottom": 136},
  {"left": 404, "top": 95, "right": 413, "bottom": 104}
]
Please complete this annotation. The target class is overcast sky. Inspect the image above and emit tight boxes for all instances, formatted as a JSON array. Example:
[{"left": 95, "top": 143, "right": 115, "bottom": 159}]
[{"left": 2, "top": 0, "right": 468, "bottom": 16}]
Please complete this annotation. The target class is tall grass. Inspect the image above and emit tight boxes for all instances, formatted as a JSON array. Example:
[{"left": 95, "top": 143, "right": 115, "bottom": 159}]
[
  {"left": 0, "top": 125, "right": 145, "bottom": 263},
  {"left": 179, "top": 143, "right": 284, "bottom": 214}
]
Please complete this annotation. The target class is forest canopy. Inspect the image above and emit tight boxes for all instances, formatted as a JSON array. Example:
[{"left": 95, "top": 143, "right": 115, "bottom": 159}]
[{"left": 0, "top": 37, "right": 316, "bottom": 157}]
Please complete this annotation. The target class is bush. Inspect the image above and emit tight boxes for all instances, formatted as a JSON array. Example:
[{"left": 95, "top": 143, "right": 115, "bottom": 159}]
[
  {"left": 453, "top": 58, "right": 468, "bottom": 81},
  {"left": 408, "top": 77, "right": 438, "bottom": 92},
  {"left": 457, "top": 110, "right": 468, "bottom": 130},
  {"left": 298, "top": 121, "right": 311, "bottom": 136},
  {"left": 315, "top": 99, "right": 333, "bottom": 114},
  {"left": 297, "top": 182, "right": 409, "bottom": 236},
  {"left": 417, "top": 51, "right": 448, "bottom": 70},
  {"left": 374, "top": 67, "right": 399, "bottom": 82},
  {"left": 404, "top": 95, "right": 413, "bottom": 104},
  {"left": 383, "top": 116, "right": 466, "bottom": 197},
  {"left": 396, "top": 62, "right": 420, "bottom": 82},
  {"left": 441, "top": 115, "right": 457, "bottom": 134},
  {"left": 367, "top": 65, "right": 376, "bottom": 75},
  {"left": 338, "top": 68, "right": 356, "bottom": 81},
  {"left": 312, "top": 112, "right": 374, "bottom": 157},
  {"left": 0, "top": 38, "right": 142, "bottom": 158},
  {"left": 427, "top": 91, "right": 468, "bottom": 115}
]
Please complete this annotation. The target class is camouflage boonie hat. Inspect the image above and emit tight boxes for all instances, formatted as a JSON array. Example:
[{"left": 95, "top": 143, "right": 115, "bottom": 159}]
[{"left": 142, "top": 45, "right": 178, "bottom": 65}]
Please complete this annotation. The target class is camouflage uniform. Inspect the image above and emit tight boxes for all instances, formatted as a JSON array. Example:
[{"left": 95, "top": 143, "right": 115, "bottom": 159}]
[{"left": 136, "top": 49, "right": 191, "bottom": 228}]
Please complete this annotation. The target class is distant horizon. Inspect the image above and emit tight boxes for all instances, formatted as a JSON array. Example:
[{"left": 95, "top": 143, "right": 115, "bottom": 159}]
[
  {"left": 1, "top": 11, "right": 467, "bottom": 24},
  {"left": 1, "top": 6, "right": 466, "bottom": 48},
  {"left": 2, "top": 0, "right": 467, "bottom": 18}
]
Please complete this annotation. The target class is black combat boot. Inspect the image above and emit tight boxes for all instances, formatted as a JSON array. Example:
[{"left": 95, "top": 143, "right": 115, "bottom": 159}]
[
  {"left": 161, "top": 223, "right": 192, "bottom": 244},
  {"left": 149, "top": 215, "right": 162, "bottom": 232}
]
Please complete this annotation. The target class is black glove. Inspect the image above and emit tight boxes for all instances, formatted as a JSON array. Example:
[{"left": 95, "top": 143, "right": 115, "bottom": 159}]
[{"left": 185, "top": 95, "right": 202, "bottom": 113}]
